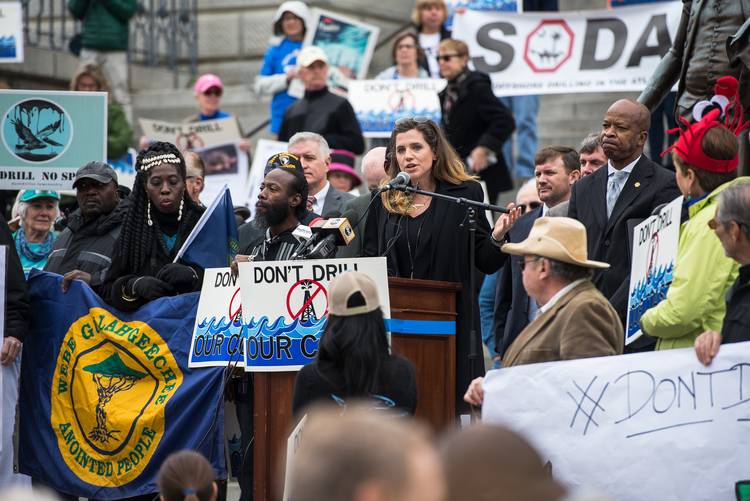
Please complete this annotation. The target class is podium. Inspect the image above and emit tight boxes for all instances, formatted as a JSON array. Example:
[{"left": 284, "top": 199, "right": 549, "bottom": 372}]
[{"left": 252, "top": 277, "right": 460, "bottom": 501}]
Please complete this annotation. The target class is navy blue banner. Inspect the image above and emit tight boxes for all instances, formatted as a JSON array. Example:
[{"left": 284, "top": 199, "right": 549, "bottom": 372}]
[{"left": 19, "top": 272, "right": 226, "bottom": 499}]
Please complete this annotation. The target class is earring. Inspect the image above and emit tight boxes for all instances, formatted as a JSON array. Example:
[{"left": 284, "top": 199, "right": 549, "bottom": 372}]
[
  {"left": 147, "top": 201, "right": 153, "bottom": 226},
  {"left": 178, "top": 198, "right": 184, "bottom": 221}
]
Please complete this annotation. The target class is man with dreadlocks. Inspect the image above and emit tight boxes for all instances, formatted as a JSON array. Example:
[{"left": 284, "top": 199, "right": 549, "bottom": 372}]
[
  {"left": 640, "top": 76, "right": 750, "bottom": 350},
  {"left": 102, "top": 141, "right": 205, "bottom": 312}
]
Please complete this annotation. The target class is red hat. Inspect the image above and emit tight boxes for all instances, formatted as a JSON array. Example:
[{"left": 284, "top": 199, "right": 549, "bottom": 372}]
[{"left": 663, "top": 76, "right": 750, "bottom": 173}]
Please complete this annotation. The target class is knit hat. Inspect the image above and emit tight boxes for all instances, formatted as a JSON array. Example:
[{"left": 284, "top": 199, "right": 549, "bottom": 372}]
[
  {"left": 273, "top": 1, "right": 310, "bottom": 36},
  {"left": 328, "top": 272, "right": 381, "bottom": 317}
]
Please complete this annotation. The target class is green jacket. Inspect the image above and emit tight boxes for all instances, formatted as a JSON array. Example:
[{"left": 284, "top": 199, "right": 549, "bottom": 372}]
[
  {"left": 640, "top": 178, "right": 747, "bottom": 350},
  {"left": 107, "top": 102, "right": 132, "bottom": 158},
  {"left": 68, "top": 0, "right": 137, "bottom": 52}
]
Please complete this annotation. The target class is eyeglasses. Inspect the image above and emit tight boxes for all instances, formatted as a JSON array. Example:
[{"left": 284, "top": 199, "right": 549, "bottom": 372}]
[
  {"left": 203, "top": 88, "right": 222, "bottom": 97},
  {"left": 518, "top": 201, "right": 542, "bottom": 213},
  {"left": 394, "top": 117, "right": 434, "bottom": 126},
  {"left": 520, "top": 256, "right": 543, "bottom": 271},
  {"left": 396, "top": 43, "right": 417, "bottom": 50},
  {"left": 436, "top": 53, "right": 462, "bottom": 62}
]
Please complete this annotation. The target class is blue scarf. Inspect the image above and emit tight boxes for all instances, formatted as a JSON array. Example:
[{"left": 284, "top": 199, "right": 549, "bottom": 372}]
[{"left": 15, "top": 229, "right": 55, "bottom": 263}]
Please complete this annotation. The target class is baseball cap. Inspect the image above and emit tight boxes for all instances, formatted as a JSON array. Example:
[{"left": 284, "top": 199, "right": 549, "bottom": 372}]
[
  {"left": 328, "top": 272, "right": 381, "bottom": 317},
  {"left": 73, "top": 161, "right": 118, "bottom": 188},
  {"left": 19, "top": 189, "right": 60, "bottom": 202},
  {"left": 297, "top": 46, "right": 328, "bottom": 68},
  {"left": 194, "top": 73, "right": 224, "bottom": 95},
  {"left": 264, "top": 151, "right": 303, "bottom": 176}
]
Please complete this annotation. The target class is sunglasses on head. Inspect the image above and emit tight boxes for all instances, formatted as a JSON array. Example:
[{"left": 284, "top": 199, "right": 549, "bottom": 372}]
[
  {"left": 436, "top": 53, "right": 462, "bottom": 62},
  {"left": 394, "top": 116, "right": 434, "bottom": 126}
]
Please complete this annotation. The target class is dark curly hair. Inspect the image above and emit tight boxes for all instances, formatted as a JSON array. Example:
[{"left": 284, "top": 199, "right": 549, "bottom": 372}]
[{"left": 117, "top": 142, "right": 203, "bottom": 273}]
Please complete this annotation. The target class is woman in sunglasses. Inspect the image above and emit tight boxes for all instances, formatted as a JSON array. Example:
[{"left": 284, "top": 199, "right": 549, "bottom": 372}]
[
  {"left": 363, "top": 117, "right": 521, "bottom": 413},
  {"left": 438, "top": 38, "right": 515, "bottom": 205}
]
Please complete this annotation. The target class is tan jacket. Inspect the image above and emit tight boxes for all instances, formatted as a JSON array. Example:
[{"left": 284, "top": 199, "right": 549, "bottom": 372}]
[{"left": 502, "top": 281, "right": 623, "bottom": 368}]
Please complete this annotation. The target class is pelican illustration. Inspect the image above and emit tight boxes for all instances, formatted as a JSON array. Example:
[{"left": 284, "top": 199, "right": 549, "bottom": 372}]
[{"left": 11, "top": 117, "right": 63, "bottom": 151}]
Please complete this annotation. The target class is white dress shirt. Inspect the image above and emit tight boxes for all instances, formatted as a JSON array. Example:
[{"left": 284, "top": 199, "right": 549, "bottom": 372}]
[{"left": 311, "top": 181, "right": 330, "bottom": 215}]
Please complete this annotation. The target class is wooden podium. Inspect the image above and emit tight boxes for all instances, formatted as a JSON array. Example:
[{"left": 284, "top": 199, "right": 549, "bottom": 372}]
[{"left": 252, "top": 277, "right": 460, "bottom": 501}]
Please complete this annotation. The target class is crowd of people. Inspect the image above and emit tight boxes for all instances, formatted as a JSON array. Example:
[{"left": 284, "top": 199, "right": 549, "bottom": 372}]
[{"left": 1, "top": 0, "right": 750, "bottom": 499}]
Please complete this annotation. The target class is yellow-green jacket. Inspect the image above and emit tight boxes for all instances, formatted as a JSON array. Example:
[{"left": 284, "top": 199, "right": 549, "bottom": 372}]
[{"left": 640, "top": 178, "right": 747, "bottom": 350}]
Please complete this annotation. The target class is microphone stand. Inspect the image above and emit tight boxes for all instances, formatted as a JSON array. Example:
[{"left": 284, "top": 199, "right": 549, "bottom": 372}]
[{"left": 392, "top": 185, "right": 508, "bottom": 386}]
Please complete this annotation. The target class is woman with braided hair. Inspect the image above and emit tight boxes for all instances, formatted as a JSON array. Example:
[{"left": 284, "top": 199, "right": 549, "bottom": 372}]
[{"left": 102, "top": 141, "right": 205, "bottom": 312}]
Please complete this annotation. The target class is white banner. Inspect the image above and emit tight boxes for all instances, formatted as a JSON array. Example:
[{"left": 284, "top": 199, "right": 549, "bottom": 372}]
[
  {"left": 349, "top": 79, "right": 446, "bottom": 138},
  {"left": 482, "top": 343, "right": 750, "bottom": 501},
  {"left": 0, "top": 2, "right": 23, "bottom": 63},
  {"left": 452, "top": 2, "right": 682, "bottom": 96},
  {"left": 238, "top": 257, "right": 390, "bottom": 371},
  {"left": 139, "top": 117, "right": 248, "bottom": 207},
  {"left": 626, "top": 196, "right": 681, "bottom": 344}
]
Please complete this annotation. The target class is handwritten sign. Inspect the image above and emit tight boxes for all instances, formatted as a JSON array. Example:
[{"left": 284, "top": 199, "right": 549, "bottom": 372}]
[
  {"left": 482, "top": 342, "right": 750, "bottom": 501},
  {"left": 626, "top": 196, "right": 681, "bottom": 344},
  {"left": 283, "top": 414, "right": 307, "bottom": 501},
  {"left": 237, "top": 258, "right": 389, "bottom": 371}
]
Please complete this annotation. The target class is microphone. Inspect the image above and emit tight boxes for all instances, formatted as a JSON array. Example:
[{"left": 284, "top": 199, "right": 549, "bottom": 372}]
[
  {"left": 303, "top": 209, "right": 358, "bottom": 260},
  {"left": 381, "top": 171, "right": 410, "bottom": 191}
]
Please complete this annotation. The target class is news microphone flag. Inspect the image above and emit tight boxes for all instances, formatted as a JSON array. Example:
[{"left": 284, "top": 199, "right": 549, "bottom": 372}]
[
  {"left": 18, "top": 271, "right": 225, "bottom": 499},
  {"left": 174, "top": 184, "right": 240, "bottom": 268}
]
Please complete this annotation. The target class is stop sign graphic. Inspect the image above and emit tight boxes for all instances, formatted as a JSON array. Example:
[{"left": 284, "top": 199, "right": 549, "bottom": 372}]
[{"left": 524, "top": 19, "right": 574, "bottom": 73}]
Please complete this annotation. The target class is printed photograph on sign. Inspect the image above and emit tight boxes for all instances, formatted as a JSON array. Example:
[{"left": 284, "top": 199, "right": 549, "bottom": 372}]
[
  {"left": 0, "top": 2, "right": 24, "bottom": 63},
  {"left": 238, "top": 258, "right": 390, "bottom": 371}
]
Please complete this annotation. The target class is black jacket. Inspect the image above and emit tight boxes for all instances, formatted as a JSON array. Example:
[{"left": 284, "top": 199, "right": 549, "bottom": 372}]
[
  {"left": 278, "top": 87, "right": 365, "bottom": 154},
  {"left": 722, "top": 264, "right": 750, "bottom": 344},
  {"left": 568, "top": 155, "right": 681, "bottom": 323},
  {"left": 292, "top": 355, "right": 417, "bottom": 417},
  {"left": 0, "top": 214, "right": 29, "bottom": 341},
  {"left": 363, "top": 180, "right": 507, "bottom": 411},
  {"left": 493, "top": 205, "right": 542, "bottom": 358},
  {"left": 101, "top": 198, "right": 204, "bottom": 312},
  {"left": 44, "top": 203, "right": 127, "bottom": 289},
  {"left": 439, "top": 70, "right": 515, "bottom": 202}
]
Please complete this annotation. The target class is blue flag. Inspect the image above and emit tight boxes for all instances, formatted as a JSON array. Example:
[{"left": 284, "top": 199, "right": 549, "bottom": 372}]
[
  {"left": 19, "top": 272, "right": 226, "bottom": 499},
  {"left": 176, "top": 184, "right": 240, "bottom": 269}
]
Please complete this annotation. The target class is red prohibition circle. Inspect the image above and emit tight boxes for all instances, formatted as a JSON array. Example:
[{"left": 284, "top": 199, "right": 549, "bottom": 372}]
[
  {"left": 229, "top": 287, "right": 242, "bottom": 322},
  {"left": 285, "top": 279, "right": 329, "bottom": 320}
]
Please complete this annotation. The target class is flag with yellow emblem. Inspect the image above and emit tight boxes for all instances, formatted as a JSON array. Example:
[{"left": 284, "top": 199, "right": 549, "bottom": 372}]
[{"left": 18, "top": 271, "right": 226, "bottom": 499}]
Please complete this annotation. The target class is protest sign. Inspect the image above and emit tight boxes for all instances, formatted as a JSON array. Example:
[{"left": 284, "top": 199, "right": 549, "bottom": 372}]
[
  {"left": 0, "top": 90, "right": 106, "bottom": 190},
  {"left": 245, "top": 139, "right": 288, "bottom": 217},
  {"left": 237, "top": 257, "right": 389, "bottom": 371},
  {"left": 0, "top": 2, "right": 22, "bottom": 63},
  {"left": 452, "top": 2, "right": 682, "bottom": 96},
  {"left": 189, "top": 267, "right": 246, "bottom": 368},
  {"left": 139, "top": 117, "right": 248, "bottom": 206},
  {"left": 445, "top": 0, "right": 519, "bottom": 33},
  {"left": 626, "top": 196, "right": 681, "bottom": 344},
  {"left": 288, "top": 8, "right": 379, "bottom": 98},
  {"left": 482, "top": 342, "right": 750, "bottom": 501},
  {"left": 19, "top": 272, "right": 225, "bottom": 498},
  {"left": 349, "top": 79, "right": 446, "bottom": 138}
]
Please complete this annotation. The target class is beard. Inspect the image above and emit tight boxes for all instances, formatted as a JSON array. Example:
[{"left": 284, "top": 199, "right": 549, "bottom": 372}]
[{"left": 253, "top": 200, "right": 290, "bottom": 230}]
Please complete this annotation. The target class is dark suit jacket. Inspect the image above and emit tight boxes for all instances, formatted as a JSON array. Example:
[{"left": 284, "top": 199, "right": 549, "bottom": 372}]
[
  {"left": 336, "top": 192, "right": 371, "bottom": 258},
  {"left": 568, "top": 155, "right": 680, "bottom": 322},
  {"left": 322, "top": 186, "right": 355, "bottom": 216},
  {"left": 439, "top": 70, "right": 515, "bottom": 201},
  {"left": 363, "top": 180, "right": 507, "bottom": 411},
  {"left": 503, "top": 280, "right": 623, "bottom": 367},
  {"left": 492, "top": 205, "right": 542, "bottom": 358}
]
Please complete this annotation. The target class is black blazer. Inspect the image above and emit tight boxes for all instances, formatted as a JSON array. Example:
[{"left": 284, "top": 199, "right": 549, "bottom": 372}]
[
  {"left": 568, "top": 155, "right": 680, "bottom": 322},
  {"left": 492, "top": 205, "right": 543, "bottom": 358},
  {"left": 363, "top": 180, "right": 507, "bottom": 411},
  {"left": 439, "top": 71, "right": 515, "bottom": 201}
]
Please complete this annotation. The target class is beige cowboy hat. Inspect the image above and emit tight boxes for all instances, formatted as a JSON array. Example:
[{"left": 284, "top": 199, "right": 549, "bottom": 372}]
[{"left": 501, "top": 217, "right": 610, "bottom": 269}]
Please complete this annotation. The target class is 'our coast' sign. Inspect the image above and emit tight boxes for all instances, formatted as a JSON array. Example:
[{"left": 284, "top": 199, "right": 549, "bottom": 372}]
[{"left": 190, "top": 258, "right": 390, "bottom": 370}]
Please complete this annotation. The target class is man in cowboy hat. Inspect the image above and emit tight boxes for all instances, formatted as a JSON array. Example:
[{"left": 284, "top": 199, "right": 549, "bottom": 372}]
[{"left": 464, "top": 217, "right": 623, "bottom": 405}]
